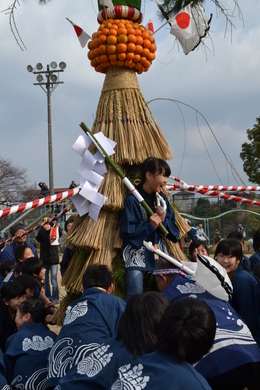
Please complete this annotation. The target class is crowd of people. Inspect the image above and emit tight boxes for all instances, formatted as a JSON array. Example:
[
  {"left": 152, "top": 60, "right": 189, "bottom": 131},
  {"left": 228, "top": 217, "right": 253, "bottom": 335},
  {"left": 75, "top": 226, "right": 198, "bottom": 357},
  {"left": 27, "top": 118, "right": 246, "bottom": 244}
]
[{"left": 0, "top": 163, "right": 260, "bottom": 389}]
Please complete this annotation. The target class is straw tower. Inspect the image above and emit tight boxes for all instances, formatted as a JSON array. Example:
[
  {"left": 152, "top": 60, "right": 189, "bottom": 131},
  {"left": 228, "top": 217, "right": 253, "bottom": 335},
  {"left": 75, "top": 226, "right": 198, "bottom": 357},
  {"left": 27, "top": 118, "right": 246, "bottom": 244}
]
[{"left": 53, "top": 0, "right": 190, "bottom": 324}]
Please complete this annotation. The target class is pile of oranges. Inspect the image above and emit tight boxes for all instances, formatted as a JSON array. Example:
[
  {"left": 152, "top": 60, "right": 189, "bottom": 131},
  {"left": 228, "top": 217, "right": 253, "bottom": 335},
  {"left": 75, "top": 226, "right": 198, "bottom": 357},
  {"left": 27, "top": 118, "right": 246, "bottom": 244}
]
[{"left": 87, "top": 18, "right": 157, "bottom": 74}]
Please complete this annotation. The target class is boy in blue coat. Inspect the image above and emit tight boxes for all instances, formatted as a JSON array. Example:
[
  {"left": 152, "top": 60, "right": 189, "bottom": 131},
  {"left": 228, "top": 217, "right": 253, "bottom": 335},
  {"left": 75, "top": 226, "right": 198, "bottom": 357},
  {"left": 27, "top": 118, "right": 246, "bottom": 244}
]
[{"left": 46, "top": 264, "right": 126, "bottom": 389}]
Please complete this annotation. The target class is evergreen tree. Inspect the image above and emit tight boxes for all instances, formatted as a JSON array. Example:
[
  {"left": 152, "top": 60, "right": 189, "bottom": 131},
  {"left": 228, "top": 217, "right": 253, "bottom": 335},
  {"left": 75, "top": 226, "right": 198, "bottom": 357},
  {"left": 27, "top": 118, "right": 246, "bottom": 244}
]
[{"left": 240, "top": 117, "right": 260, "bottom": 184}]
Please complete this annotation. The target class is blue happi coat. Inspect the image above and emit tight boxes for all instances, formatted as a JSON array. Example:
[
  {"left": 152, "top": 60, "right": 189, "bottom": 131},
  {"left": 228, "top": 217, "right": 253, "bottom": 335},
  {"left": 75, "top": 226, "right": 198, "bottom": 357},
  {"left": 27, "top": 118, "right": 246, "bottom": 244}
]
[
  {"left": 112, "top": 351, "right": 211, "bottom": 390},
  {"left": 4, "top": 322, "right": 56, "bottom": 389},
  {"left": 47, "top": 287, "right": 126, "bottom": 388},
  {"left": 162, "top": 275, "right": 260, "bottom": 379},
  {"left": 120, "top": 186, "right": 179, "bottom": 272},
  {"left": 0, "top": 349, "right": 11, "bottom": 390},
  {"left": 54, "top": 336, "right": 134, "bottom": 390}
]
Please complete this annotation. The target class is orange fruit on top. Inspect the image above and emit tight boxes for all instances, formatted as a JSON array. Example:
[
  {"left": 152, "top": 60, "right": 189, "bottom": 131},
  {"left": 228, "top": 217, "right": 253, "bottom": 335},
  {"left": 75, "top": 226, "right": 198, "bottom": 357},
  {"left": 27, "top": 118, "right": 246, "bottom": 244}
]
[
  {"left": 135, "top": 45, "right": 143, "bottom": 54},
  {"left": 107, "top": 44, "right": 116, "bottom": 54},
  {"left": 99, "top": 24, "right": 105, "bottom": 31},
  {"left": 113, "top": 19, "right": 120, "bottom": 24},
  {"left": 118, "top": 52, "right": 126, "bottom": 61},
  {"left": 129, "top": 62, "right": 136, "bottom": 68},
  {"left": 92, "top": 32, "right": 97, "bottom": 39},
  {"left": 142, "top": 48, "right": 150, "bottom": 58},
  {"left": 143, "top": 39, "right": 151, "bottom": 49},
  {"left": 107, "top": 35, "right": 117, "bottom": 45},
  {"left": 99, "top": 44, "right": 107, "bottom": 54},
  {"left": 142, "top": 31, "right": 151, "bottom": 40},
  {"left": 108, "top": 18, "right": 114, "bottom": 23},
  {"left": 118, "top": 20, "right": 126, "bottom": 26},
  {"left": 101, "top": 54, "right": 109, "bottom": 62},
  {"left": 94, "top": 48, "right": 100, "bottom": 56},
  {"left": 118, "top": 27, "right": 127, "bottom": 36},
  {"left": 118, "top": 60, "right": 125, "bottom": 66},
  {"left": 150, "top": 43, "right": 157, "bottom": 53},
  {"left": 97, "top": 31, "right": 102, "bottom": 38},
  {"left": 132, "top": 23, "right": 140, "bottom": 29},
  {"left": 135, "top": 36, "right": 143, "bottom": 45},
  {"left": 102, "top": 28, "right": 110, "bottom": 36},
  {"left": 127, "top": 52, "right": 135, "bottom": 60},
  {"left": 112, "top": 24, "right": 118, "bottom": 30},
  {"left": 127, "top": 28, "right": 135, "bottom": 35},
  {"left": 140, "top": 56, "right": 147, "bottom": 65},
  {"left": 109, "top": 54, "right": 117, "bottom": 61},
  {"left": 110, "top": 60, "right": 118, "bottom": 65},
  {"left": 87, "top": 51, "right": 93, "bottom": 60},
  {"left": 109, "top": 29, "right": 118, "bottom": 37},
  {"left": 128, "top": 34, "right": 137, "bottom": 43},
  {"left": 125, "top": 59, "right": 132, "bottom": 67},
  {"left": 87, "top": 41, "right": 93, "bottom": 50},
  {"left": 149, "top": 35, "right": 155, "bottom": 43},
  {"left": 118, "top": 34, "right": 128, "bottom": 43},
  {"left": 96, "top": 56, "right": 102, "bottom": 63},
  {"left": 133, "top": 54, "right": 141, "bottom": 62},
  {"left": 135, "top": 29, "right": 142, "bottom": 36},
  {"left": 127, "top": 42, "right": 136, "bottom": 53},
  {"left": 93, "top": 38, "right": 99, "bottom": 48},
  {"left": 147, "top": 52, "right": 156, "bottom": 61},
  {"left": 98, "top": 35, "right": 107, "bottom": 45},
  {"left": 117, "top": 43, "right": 127, "bottom": 53}
]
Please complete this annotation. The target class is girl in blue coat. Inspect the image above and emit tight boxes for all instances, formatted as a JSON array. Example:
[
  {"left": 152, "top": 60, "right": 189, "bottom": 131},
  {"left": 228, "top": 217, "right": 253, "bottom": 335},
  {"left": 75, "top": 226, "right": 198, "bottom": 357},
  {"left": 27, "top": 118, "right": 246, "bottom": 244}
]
[
  {"left": 120, "top": 157, "right": 179, "bottom": 301},
  {"left": 4, "top": 298, "right": 56, "bottom": 389},
  {"left": 215, "top": 239, "right": 260, "bottom": 348}
]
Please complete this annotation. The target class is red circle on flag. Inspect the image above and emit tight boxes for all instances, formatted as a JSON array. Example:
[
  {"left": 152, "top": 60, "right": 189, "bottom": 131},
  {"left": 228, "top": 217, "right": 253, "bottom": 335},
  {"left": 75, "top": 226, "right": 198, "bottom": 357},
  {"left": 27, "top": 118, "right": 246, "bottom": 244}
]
[{"left": 175, "top": 12, "right": 190, "bottom": 29}]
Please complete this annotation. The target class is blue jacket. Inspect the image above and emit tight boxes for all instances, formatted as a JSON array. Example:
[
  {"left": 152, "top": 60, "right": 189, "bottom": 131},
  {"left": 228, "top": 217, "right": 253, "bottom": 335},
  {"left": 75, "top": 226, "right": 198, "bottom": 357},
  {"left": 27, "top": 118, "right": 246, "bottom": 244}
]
[
  {"left": 112, "top": 351, "right": 211, "bottom": 390},
  {"left": 5, "top": 322, "right": 56, "bottom": 388},
  {"left": 162, "top": 275, "right": 260, "bottom": 379},
  {"left": 231, "top": 264, "right": 260, "bottom": 346},
  {"left": 0, "top": 242, "right": 38, "bottom": 263},
  {"left": 55, "top": 336, "right": 134, "bottom": 389},
  {"left": 120, "top": 186, "right": 179, "bottom": 272},
  {"left": 47, "top": 287, "right": 126, "bottom": 388},
  {"left": 60, "top": 248, "right": 74, "bottom": 277},
  {"left": 250, "top": 250, "right": 260, "bottom": 269}
]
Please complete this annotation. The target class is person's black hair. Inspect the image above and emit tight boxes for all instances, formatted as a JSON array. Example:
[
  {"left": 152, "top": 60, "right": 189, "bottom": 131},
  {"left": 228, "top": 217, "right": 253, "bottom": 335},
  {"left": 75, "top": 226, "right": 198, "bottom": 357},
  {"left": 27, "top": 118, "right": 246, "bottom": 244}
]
[
  {"left": 227, "top": 231, "right": 244, "bottom": 245},
  {"left": 116, "top": 292, "right": 169, "bottom": 358},
  {"left": 82, "top": 264, "right": 112, "bottom": 290},
  {"left": 253, "top": 229, "right": 260, "bottom": 252},
  {"left": 214, "top": 239, "right": 243, "bottom": 262},
  {"left": 10, "top": 223, "right": 25, "bottom": 237},
  {"left": 65, "top": 217, "right": 75, "bottom": 232},
  {"left": 188, "top": 240, "right": 208, "bottom": 258},
  {"left": 14, "top": 262, "right": 24, "bottom": 276},
  {"left": 156, "top": 297, "right": 216, "bottom": 364},
  {"left": 14, "top": 245, "right": 31, "bottom": 262},
  {"left": 0, "top": 281, "right": 25, "bottom": 301},
  {"left": 15, "top": 274, "right": 37, "bottom": 291},
  {"left": 18, "top": 299, "right": 46, "bottom": 324},
  {"left": 154, "top": 258, "right": 178, "bottom": 283},
  {"left": 0, "top": 260, "right": 15, "bottom": 277},
  {"left": 140, "top": 157, "right": 171, "bottom": 184},
  {"left": 252, "top": 263, "right": 260, "bottom": 280},
  {"left": 21, "top": 257, "right": 44, "bottom": 277}
]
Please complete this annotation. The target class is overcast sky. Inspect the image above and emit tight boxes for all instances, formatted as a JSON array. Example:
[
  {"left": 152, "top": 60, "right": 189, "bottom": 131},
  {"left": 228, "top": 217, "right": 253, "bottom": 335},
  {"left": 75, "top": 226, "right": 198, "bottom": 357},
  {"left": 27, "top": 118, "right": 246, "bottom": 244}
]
[{"left": 0, "top": 0, "right": 260, "bottom": 193}]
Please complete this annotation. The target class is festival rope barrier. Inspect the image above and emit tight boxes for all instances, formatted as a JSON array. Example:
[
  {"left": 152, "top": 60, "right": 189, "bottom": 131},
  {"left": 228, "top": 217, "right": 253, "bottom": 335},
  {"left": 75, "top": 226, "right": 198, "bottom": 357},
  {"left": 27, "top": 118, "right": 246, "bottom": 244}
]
[
  {"left": 167, "top": 177, "right": 260, "bottom": 207},
  {"left": 0, "top": 188, "right": 80, "bottom": 219},
  {"left": 0, "top": 207, "right": 71, "bottom": 247}
]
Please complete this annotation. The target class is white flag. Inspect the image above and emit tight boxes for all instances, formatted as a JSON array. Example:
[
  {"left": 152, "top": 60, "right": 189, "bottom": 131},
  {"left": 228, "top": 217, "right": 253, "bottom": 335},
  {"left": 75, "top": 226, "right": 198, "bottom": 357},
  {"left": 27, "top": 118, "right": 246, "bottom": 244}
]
[
  {"left": 100, "top": 0, "right": 114, "bottom": 9},
  {"left": 66, "top": 18, "right": 91, "bottom": 48},
  {"left": 169, "top": 5, "right": 212, "bottom": 55}
]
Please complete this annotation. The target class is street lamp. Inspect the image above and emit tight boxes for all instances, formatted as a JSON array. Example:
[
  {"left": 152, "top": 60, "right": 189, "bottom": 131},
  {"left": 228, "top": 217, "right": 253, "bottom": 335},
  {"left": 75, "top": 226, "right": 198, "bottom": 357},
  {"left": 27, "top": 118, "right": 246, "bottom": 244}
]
[{"left": 27, "top": 61, "right": 67, "bottom": 195}]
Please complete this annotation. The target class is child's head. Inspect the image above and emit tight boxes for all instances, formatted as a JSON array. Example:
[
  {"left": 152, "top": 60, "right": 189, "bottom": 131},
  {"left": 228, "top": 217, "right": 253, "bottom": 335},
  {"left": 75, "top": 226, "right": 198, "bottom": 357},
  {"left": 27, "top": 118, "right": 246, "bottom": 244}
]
[
  {"left": 15, "top": 299, "right": 46, "bottom": 330},
  {"left": 253, "top": 229, "right": 260, "bottom": 252},
  {"left": 65, "top": 217, "right": 74, "bottom": 233},
  {"left": 215, "top": 239, "right": 243, "bottom": 278},
  {"left": 21, "top": 258, "right": 46, "bottom": 281},
  {"left": 227, "top": 231, "right": 245, "bottom": 250},
  {"left": 141, "top": 157, "right": 171, "bottom": 181},
  {"left": 1, "top": 281, "right": 26, "bottom": 312},
  {"left": 0, "top": 260, "right": 15, "bottom": 277},
  {"left": 156, "top": 297, "right": 216, "bottom": 364},
  {"left": 82, "top": 264, "right": 112, "bottom": 292},
  {"left": 14, "top": 262, "right": 23, "bottom": 278},
  {"left": 153, "top": 257, "right": 180, "bottom": 292},
  {"left": 189, "top": 240, "right": 208, "bottom": 262},
  {"left": 15, "top": 274, "right": 36, "bottom": 299},
  {"left": 14, "top": 245, "right": 34, "bottom": 263},
  {"left": 116, "top": 291, "right": 169, "bottom": 358}
]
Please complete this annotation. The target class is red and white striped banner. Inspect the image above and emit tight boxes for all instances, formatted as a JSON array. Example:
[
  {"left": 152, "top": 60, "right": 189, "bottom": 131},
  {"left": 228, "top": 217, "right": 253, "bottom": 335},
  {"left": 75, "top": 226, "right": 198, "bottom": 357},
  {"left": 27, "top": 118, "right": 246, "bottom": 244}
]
[
  {"left": 1, "top": 207, "right": 70, "bottom": 248},
  {"left": 0, "top": 188, "right": 80, "bottom": 219}
]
